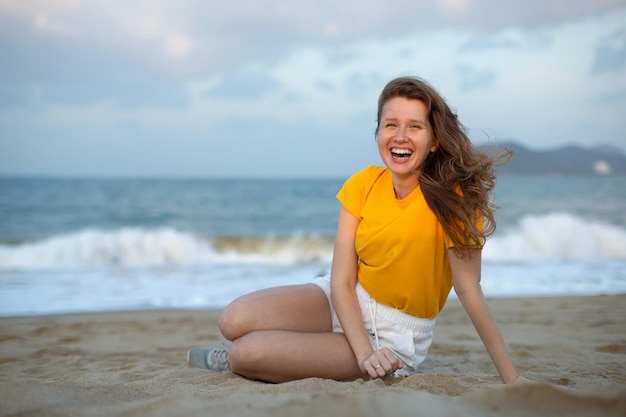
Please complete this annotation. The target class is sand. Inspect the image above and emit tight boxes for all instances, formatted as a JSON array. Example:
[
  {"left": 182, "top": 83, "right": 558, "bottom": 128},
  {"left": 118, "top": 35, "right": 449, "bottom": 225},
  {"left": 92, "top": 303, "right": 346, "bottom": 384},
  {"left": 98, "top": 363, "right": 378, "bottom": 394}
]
[{"left": 1, "top": 294, "right": 625, "bottom": 417}]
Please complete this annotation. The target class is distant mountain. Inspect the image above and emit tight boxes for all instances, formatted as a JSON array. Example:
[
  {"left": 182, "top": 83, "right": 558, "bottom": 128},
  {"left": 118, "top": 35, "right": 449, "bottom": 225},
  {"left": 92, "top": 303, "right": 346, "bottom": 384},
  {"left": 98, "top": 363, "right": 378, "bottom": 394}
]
[{"left": 479, "top": 142, "right": 626, "bottom": 176}]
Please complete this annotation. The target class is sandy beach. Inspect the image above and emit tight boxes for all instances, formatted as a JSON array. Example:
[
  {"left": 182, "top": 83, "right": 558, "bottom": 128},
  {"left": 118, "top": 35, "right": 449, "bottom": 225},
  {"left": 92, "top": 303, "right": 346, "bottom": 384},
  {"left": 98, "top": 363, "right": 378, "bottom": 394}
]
[{"left": 1, "top": 294, "right": 625, "bottom": 416}]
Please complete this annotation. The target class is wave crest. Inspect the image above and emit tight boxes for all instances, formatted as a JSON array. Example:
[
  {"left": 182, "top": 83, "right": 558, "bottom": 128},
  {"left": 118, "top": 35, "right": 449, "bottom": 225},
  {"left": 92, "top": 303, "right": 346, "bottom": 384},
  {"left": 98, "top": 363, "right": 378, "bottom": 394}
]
[
  {"left": 1, "top": 212, "right": 624, "bottom": 270},
  {"left": 484, "top": 212, "right": 626, "bottom": 261},
  {"left": 0, "top": 228, "right": 334, "bottom": 270}
]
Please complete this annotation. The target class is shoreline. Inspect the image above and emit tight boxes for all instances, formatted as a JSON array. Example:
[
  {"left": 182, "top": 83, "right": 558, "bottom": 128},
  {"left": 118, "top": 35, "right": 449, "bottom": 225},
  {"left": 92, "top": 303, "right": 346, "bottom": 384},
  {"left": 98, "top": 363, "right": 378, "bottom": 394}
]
[
  {"left": 2, "top": 291, "right": 625, "bottom": 320},
  {"left": 1, "top": 294, "right": 625, "bottom": 416}
]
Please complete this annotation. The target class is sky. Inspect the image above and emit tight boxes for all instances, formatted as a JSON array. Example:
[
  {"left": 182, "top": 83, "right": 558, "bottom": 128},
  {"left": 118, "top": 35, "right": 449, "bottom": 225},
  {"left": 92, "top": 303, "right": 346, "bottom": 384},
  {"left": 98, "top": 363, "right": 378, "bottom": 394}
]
[{"left": 1, "top": 0, "right": 625, "bottom": 178}]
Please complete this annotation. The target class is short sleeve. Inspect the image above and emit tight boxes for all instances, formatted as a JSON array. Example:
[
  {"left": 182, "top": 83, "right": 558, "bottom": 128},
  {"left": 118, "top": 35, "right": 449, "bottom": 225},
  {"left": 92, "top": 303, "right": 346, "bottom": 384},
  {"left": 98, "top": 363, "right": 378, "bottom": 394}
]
[{"left": 336, "top": 165, "right": 384, "bottom": 220}]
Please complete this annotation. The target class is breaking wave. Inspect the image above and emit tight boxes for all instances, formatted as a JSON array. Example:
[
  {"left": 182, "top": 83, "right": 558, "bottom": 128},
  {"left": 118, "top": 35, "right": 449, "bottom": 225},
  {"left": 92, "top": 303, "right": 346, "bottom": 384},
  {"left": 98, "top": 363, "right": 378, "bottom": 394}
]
[
  {"left": 484, "top": 212, "right": 626, "bottom": 261},
  {"left": 0, "top": 212, "right": 625, "bottom": 271},
  {"left": 0, "top": 228, "right": 334, "bottom": 270}
]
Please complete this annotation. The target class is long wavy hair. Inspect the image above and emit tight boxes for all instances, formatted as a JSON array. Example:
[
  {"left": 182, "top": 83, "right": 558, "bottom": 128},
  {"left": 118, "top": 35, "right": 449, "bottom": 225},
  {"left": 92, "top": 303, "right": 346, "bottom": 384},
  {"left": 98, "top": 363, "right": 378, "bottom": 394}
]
[{"left": 376, "top": 76, "right": 512, "bottom": 256}]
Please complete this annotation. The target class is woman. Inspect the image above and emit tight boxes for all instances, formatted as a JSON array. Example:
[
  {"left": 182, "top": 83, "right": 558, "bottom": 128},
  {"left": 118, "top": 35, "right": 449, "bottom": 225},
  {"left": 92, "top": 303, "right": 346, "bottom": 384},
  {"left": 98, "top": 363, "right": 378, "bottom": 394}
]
[{"left": 188, "top": 76, "right": 525, "bottom": 384}]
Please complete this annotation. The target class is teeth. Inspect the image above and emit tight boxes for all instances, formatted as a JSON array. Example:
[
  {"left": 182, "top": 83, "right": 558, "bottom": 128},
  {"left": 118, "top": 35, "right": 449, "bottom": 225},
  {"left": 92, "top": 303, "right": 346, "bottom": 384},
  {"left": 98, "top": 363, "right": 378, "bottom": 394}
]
[{"left": 391, "top": 148, "right": 412, "bottom": 155}]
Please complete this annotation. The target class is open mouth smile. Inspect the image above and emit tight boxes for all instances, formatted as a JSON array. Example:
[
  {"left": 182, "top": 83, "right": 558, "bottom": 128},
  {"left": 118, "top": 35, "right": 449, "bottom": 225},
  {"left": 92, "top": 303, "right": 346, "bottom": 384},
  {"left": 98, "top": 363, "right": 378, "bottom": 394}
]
[{"left": 390, "top": 148, "right": 413, "bottom": 160}]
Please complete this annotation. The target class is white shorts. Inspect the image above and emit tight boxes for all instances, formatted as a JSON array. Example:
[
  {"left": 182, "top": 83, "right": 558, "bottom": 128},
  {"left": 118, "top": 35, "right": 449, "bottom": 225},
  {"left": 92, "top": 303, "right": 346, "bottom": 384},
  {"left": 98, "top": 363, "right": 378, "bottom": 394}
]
[{"left": 311, "top": 275, "right": 435, "bottom": 376}]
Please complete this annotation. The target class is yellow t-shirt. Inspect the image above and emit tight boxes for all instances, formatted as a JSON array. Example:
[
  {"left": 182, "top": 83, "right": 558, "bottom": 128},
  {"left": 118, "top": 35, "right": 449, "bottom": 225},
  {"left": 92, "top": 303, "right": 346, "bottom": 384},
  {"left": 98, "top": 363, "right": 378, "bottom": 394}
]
[{"left": 336, "top": 165, "right": 454, "bottom": 319}]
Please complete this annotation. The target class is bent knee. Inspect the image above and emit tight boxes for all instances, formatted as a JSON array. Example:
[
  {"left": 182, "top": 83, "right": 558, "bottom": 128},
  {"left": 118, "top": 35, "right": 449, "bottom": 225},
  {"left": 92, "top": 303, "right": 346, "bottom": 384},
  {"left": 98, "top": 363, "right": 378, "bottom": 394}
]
[
  {"left": 218, "top": 302, "right": 252, "bottom": 341},
  {"left": 217, "top": 306, "right": 237, "bottom": 341}
]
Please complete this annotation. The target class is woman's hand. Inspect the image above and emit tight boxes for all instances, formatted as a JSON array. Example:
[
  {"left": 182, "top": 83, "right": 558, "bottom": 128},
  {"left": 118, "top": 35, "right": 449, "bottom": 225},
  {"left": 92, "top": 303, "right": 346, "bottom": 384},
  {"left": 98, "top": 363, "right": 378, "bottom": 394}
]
[
  {"left": 359, "top": 347, "right": 403, "bottom": 378},
  {"left": 509, "top": 375, "right": 531, "bottom": 384}
]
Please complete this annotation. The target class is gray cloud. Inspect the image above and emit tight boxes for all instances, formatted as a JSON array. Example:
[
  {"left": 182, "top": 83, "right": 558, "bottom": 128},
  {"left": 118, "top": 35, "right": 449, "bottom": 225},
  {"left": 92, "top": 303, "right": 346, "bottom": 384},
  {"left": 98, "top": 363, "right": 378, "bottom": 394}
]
[
  {"left": 459, "top": 36, "right": 526, "bottom": 53},
  {"left": 313, "top": 79, "right": 335, "bottom": 92},
  {"left": 205, "top": 70, "right": 283, "bottom": 100},
  {"left": 455, "top": 65, "right": 497, "bottom": 91},
  {"left": 0, "top": 15, "right": 189, "bottom": 108},
  {"left": 590, "top": 28, "right": 626, "bottom": 75},
  {"left": 592, "top": 87, "right": 626, "bottom": 103},
  {"left": 0, "top": 0, "right": 621, "bottom": 109},
  {"left": 458, "top": 29, "right": 554, "bottom": 54},
  {"left": 344, "top": 72, "right": 385, "bottom": 98},
  {"left": 1, "top": 1, "right": 626, "bottom": 177}
]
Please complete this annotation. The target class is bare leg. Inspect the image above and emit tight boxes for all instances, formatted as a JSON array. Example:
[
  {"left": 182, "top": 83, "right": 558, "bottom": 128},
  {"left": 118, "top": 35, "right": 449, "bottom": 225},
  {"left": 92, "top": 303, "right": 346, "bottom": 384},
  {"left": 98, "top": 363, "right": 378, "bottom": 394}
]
[
  {"left": 230, "top": 330, "right": 363, "bottom": 382},
  {"left": 218, "top": 284, "right": 363, "bottom": 382},
  {"left": 219, "top": 284, "right": 334, "bottom": 340}
]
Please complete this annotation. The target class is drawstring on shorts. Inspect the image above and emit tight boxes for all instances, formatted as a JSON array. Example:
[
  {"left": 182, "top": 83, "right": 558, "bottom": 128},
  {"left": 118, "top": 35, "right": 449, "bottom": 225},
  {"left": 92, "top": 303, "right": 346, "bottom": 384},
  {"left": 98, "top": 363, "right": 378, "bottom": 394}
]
[
  {"left": 368, "top": 296, "right": 381, "bottom": 350},
  {"left": 311, "top": 275, "right": 436, "bottom": 375},
  {"left": 357, "top": 281, "right": 436, "bottom": 374}
]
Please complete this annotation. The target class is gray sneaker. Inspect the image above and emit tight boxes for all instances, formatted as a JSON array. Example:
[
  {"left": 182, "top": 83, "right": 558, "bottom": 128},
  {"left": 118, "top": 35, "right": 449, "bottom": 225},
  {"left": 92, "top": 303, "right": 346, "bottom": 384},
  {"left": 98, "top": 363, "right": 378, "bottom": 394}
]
[{"left": 187, "top": 347, "right": 230, "bottom": 371}]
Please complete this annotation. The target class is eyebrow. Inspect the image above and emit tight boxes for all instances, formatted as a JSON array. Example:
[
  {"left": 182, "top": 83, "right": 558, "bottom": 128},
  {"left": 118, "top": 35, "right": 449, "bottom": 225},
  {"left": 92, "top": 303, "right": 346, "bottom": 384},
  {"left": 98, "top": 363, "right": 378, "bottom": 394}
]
[{"left": 382, "top": 117, "right": 428, "bottom": 124}]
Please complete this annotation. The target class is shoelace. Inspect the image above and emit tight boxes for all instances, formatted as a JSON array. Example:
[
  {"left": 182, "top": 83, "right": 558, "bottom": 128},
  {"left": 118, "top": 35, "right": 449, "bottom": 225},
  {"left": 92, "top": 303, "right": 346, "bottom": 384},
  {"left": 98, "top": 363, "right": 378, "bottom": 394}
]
[
  {"left": 208, "top": 343, "right": 231, "bottom": 369},
  {"left": 209, "top": 349, "right": 229, "bottom": 364}
]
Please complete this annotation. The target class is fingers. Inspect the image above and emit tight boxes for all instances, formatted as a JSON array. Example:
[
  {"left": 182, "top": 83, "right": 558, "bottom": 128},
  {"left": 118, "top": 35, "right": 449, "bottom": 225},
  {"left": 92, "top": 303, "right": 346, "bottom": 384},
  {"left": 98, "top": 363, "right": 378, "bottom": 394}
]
[
  {"left": 362, "top": 348, "right": 402, "bottom": 378},
  {"left": 511, "top": 375, "right": 531, "bottom": 384}
]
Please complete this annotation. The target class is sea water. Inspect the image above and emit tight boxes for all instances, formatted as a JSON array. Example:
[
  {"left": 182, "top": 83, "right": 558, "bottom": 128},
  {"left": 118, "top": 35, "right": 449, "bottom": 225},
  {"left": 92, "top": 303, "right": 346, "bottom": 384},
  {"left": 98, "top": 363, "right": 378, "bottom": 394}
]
[{"left": 0, "top": 175, "right": 624, "bottom": 316}]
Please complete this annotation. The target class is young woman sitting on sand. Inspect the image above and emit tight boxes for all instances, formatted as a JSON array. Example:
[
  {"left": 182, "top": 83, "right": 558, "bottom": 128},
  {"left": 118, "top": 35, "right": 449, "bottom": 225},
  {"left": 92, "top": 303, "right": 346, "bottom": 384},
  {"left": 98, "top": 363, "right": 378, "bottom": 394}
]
[{"left": 188, "top": 75, "right": 527, "bottom": 384}]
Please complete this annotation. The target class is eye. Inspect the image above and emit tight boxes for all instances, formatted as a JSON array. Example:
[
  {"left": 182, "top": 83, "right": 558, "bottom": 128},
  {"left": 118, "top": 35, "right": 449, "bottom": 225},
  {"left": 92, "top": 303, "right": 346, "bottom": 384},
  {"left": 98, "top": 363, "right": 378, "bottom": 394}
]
[
  {"left": 385, "top": 122, "right": 397, "bottom": 128},
  {"left": 410, "top": 124, "right": 422, "bottom": 130}
]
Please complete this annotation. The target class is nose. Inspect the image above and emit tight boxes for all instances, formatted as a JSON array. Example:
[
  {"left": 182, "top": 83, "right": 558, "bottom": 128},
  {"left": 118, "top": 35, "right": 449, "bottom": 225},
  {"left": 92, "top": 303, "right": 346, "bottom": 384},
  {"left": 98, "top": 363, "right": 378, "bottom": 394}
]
[{"left": 394, "top": 127, "right": 408, "bottom": 142}]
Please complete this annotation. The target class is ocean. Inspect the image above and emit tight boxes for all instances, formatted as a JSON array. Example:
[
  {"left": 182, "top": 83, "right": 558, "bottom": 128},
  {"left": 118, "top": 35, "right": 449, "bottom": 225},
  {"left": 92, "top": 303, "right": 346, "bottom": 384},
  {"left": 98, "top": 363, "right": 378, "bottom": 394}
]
[{"left": 0, "top": 175, "right": 625, "bottom": 317}]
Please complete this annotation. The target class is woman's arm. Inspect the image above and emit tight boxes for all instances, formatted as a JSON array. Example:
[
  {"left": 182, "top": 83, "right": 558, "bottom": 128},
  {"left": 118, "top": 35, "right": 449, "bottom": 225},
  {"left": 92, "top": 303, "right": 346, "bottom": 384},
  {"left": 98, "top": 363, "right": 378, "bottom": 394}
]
[
  {"left": 449, "top": 249, "right": 523, "bottom": 384},
  {"left": 330, "top": 207, "right": 402, "bottom": 378}
]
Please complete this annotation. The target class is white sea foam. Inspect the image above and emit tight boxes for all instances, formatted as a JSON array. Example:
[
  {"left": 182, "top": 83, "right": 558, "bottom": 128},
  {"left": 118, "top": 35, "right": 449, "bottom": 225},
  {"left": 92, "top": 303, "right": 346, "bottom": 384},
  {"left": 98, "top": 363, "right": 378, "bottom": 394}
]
[
  {"left": 1, "top": 212, "right": 625, "bottom": 271},
  {"left": 0, "top": 228, "right": 334, "bottom": 270},
  {"left": 0, "top": 212, "right": 624, "bottom": 316},
  {"left": 484, "top": 212, "right": 626, "bottom": 261},
  {"left": 0, "top": 228, "right": 209, "bottom": 269}
]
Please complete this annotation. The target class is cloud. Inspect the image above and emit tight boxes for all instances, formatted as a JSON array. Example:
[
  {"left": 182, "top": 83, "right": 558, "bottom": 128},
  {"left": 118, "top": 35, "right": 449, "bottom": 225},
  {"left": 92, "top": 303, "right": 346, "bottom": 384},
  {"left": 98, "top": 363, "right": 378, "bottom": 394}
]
[
  {"left": 0, "top": 21, "right": 190, "bottom": 108},
  {"left": 344, "top": 72, "right": 385, "bottom": 98},
  {"left": 164, "top": 33, "right": 192, "bottom": 59},
  {"left": 592, "top": 87, "right": 626, "bottom": 104},
  {"left": 437, "top": 0, "right": 473, "bottom": 17},
  {"left": 33, "top": 12, "right": 80, "bottom": 35},
  {"left": 458, "top": 29, "right": 553, "bottom": 53},
  {"left": 455, "top": 65, "right": 497, "bottom": 91},
  {"left": 590, "top": 28, "right": 626, "bottom": 75},
  {"left": 1, "top": 1, "right": 626, "bottom": 177},
  {"left": 205, "top": 70, "right": 283, "bottom": 100},
  {"left": 2, "top": 1, "right": 622, "bottom": 76}
]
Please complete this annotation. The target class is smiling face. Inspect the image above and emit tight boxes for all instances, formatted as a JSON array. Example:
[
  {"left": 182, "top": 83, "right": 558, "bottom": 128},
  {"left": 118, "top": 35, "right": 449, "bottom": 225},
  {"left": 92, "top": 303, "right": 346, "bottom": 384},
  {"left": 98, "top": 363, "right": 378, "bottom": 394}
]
[{"left": 376, "top": 96, "right": 437, "bottom": 185}]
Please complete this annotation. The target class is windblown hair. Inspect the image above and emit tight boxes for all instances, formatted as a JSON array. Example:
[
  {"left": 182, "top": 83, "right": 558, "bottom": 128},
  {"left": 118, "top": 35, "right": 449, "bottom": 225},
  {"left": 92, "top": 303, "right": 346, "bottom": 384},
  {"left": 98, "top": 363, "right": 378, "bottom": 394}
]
[{"left": 376, "top": 76, "right": 512, "bottom": 257}]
